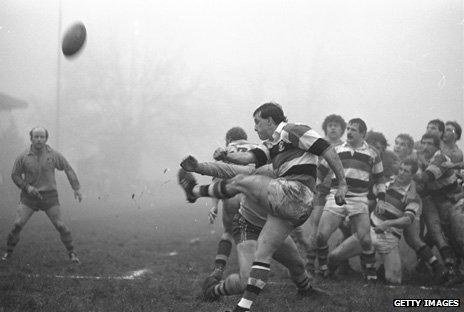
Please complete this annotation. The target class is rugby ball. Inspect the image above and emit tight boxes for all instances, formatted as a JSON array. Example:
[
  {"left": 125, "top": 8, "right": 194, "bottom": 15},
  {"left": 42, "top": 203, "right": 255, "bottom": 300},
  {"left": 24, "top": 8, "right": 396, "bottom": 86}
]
[{"left": 62, "top": 22, "right": 87, "bottom": 58}]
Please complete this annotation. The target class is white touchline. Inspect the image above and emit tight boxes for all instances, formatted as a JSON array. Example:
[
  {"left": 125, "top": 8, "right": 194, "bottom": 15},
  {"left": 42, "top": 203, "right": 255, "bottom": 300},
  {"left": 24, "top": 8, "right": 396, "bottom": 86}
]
[{"left": 24, "top": 269, "right": 153, "bottom": 280}]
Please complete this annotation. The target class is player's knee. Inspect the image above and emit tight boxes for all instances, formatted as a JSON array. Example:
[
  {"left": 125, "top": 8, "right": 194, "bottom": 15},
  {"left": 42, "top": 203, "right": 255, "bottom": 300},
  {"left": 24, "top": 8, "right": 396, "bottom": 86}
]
[
  {"left": 221, "top": 232, "right": 234, "bottom": 243},
  {"left": 359, "top": 233, "right": 372, "bottom": 250}
]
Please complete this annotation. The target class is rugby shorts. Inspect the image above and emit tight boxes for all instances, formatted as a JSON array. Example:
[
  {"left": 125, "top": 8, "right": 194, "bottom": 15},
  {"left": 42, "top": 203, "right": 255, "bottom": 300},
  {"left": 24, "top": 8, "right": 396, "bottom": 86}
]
[
  {"left": 20, "top": 190, "right": 59, "bottom": 211},
  {"left": 324, "top": 194, "right": 368, "bottom": 218}
]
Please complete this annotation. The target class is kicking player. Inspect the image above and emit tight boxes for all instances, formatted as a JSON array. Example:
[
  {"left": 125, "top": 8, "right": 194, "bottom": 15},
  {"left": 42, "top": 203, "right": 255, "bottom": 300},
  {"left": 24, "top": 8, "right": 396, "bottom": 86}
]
[
  {"left": 328, "top": 159, "right": 421, "bottom": 284},
  {"left": 179, "top": 102, "right": 347, "bottom": 312},
  {"left": 180, "top": 156, "right": 327, "bottom": 302},
  {"left": 316, "top": 118, "right": 385, "bottom": 281},
  {"left": 2, "top": 127, "right": 82, "bottom": 263}
]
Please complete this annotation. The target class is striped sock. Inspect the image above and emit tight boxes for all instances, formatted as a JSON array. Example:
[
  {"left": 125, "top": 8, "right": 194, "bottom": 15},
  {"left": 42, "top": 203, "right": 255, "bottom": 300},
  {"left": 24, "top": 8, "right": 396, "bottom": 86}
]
[
  {"left": 236, "top": 261, "right": 270, "bottom": 311},
  {"left": 215, "top": 239, "right": 233, "bottom": 271},
  {"left": 361, "top": 250, "right": 376, "bottom": 280},
  {"left": 317, "top": 245, "right": 329, "bottom": 272},
  {"left": 198, "top": 180, "right": 234, "bottom": 199},
  {"left": 293, "top": 272, "right": 312, "bottom": 291}
]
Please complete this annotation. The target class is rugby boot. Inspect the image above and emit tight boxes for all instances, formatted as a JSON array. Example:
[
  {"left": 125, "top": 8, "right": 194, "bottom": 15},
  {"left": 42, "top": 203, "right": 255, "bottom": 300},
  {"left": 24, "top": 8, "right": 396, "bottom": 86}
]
[
  {"left": 69, "top": 251, "right": 80, "bottom": 264},
  {"left": 201, "top": 275, "right": 221, "bottom": 301},
  {"left": 178, "top": 169, "right": 198, "bottom": 203}
]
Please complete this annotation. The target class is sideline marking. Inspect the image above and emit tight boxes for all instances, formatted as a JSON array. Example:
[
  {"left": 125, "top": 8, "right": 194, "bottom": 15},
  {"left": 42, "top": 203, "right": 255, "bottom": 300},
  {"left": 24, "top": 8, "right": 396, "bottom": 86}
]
[{"left": 21, "top": 269, "right": 152, "bottom": 281}]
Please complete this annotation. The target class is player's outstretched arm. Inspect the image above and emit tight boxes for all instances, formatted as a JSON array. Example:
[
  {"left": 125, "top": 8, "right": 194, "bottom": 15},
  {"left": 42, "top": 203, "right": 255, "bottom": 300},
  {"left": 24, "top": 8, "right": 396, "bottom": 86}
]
[{"left": 321, "top": 146, "right": 347, "bottom": 205}]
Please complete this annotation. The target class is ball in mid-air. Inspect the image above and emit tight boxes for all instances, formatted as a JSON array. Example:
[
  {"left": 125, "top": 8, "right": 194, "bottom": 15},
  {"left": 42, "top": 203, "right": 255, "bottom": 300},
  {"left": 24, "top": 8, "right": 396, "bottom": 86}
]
[{"left": 61, "top": 21, "right": 87, "bottom": 58}]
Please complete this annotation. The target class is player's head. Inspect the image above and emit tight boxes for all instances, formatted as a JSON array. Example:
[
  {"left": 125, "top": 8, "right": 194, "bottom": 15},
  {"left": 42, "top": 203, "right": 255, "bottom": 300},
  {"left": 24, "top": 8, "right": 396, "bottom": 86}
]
[
  {"left": 29, "top": 126, "right": 49, "bottom": 149},
  {"left": 397, "top": 158, "right": 418, "bottom": 185},
  {"left": 366, "top": 130, "right": 388, "bottom": 152},
  {"left": 394, "top": 133, "right": 414, "bottom": 158},
  {"left": 444, "top": 121, "right": 462, "bottom": 142},
  {"left": 346, "top": 118, "right": 367, "bottom": 145},
  {"left": 322, "top": 114, "right": 346, "bottom": 141},
  {"left": 426, "top": 119, "right": 445, "bottom": 139},
  {"left": 253, "top": 102, "right": 287, "bottom": 140},
  {"left": 420, "top": 133, "right": 440, "bottom": 159},
  {"left": 225, "top": 127, "right": 248, "bottom": 145}
]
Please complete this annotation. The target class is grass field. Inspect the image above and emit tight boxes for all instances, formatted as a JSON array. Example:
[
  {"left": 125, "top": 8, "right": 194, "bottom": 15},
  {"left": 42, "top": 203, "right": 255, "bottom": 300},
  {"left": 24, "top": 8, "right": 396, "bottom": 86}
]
[{"left": 0, "top": 198, "right": 463, "bottom": 312}]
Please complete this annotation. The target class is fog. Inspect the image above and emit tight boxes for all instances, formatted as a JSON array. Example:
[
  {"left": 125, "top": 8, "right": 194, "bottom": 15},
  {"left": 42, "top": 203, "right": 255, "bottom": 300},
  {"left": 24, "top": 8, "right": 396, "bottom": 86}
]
[{"left": 0, "top": 0, "right": 462, "bottom": 213}]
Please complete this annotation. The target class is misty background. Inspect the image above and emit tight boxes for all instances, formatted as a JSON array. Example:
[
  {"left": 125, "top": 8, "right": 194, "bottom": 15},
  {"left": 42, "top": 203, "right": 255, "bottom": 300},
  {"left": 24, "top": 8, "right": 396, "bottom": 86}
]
[{"left": 0, "top": 0, "right": 462, "bottom": 217}]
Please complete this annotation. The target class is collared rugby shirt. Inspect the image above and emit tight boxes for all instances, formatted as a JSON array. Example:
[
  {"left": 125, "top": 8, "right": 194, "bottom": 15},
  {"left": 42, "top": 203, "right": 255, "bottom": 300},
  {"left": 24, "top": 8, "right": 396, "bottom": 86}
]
[
  {"left": 319, "top": 141, "right": 385, "bottom": 197},
  {"left": 370, "top": 179, "right": 421, "bottom": 238},
  {"left": 250, "top": 122, "right": 331, "bottom": 190},
  {"left": 11, "top": 145, "right": 80, "bottom": 192},
  {"left": 425, "top": 150, "right": 458, "bottom": 195}
]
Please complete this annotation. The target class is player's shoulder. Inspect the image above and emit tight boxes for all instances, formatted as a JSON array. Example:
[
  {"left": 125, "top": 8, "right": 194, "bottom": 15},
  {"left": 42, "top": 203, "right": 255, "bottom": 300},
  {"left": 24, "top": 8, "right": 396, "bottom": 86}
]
[{"left": 282, "top": 122, "right": 315, "bottom": 137}]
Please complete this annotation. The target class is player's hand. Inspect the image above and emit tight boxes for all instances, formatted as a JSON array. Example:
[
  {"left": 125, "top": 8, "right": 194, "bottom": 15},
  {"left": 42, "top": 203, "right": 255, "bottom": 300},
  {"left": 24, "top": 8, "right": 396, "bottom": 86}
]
[
  {"left": 334, "top": 183, "right": 347, "bottom": 206},
  {"left": 180, "top": 155, "right": 199, "bottom": 172},
  {"left": 374, "top": 222, "right": 388, "bottom": 233},
  {"left": 375, "top": 200, "right": 386, "bottom": 214},
  {"left": 27, "top": 185, "right": 43, "bottom": 200},
  {"left": 208, "top": 206, "right": 218, "bottom": 224},
  {"left": 74, "top": 190, "right": 83, "bottom": 202},
  {"left": 213, "top": 147, "right": 227, "bottom": 161}
]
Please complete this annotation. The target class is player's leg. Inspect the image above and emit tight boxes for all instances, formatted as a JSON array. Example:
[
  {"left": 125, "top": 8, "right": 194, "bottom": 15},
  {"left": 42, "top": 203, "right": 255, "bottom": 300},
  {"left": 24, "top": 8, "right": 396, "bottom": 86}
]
[
  {"left": 203, "top": 213, "right": 261, "bottom": 301},
  {"left": 306, "top": 198, "right": 325, "bottom": 274},
  {"left": 350, "top": 211, "right": 376, "bottom": 281},
  {"left": 315, "top": 197, "right": 344, "bottom": 275},
  {"left": 423, "top": 197, "right": 455, "bottom": 273},
  {"left": 211, "top": 196, "right": 240, "bottom": 278},
  {"left": 273, "top": 235, "right": 329, "bottom": 296},
  {"left": 45, "top": 205, "right": 79, "bottom": 263},
  {"left": 403, "top": 218, "right": 446, "bottom": 282},
  {"left": 328, "top": 234, "right": 363, "bottom": 269},
  {"left": 2, "top": 203, "right": 35, "bottom": 260},
  {"left": 233, "top": 215, "right": 295, "bottom": 312},
  {"left": 290, "top": 225, "right": 311, "bottom": 261},
  {"left": 382, "top": 246, "right": 402, "bottom": 284}
]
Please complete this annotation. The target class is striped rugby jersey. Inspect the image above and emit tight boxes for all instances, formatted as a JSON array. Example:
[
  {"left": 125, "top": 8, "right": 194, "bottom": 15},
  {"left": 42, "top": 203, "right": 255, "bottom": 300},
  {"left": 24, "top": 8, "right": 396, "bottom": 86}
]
[
  {"left": 319, "top": 141, "right": 385, "bottom": 197},
  {"left": 250, "top": 122, "right": 331, "bottom": 190},
  {"left": 370, "top": 179, "right": 421, "bottom": 238},
  {"left": 425, "top": 150, "right": 458, "bottom": 195}
]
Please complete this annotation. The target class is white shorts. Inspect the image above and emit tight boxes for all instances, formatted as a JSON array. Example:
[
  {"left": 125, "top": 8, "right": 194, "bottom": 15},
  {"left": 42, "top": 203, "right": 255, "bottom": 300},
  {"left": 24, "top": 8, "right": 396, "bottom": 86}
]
[
  {"left": 324, "top": 195, "right": 368, "bottom": 218},
  {"left": 371, "top": 227, "right": 400, "bottom": 254},
  {"left": 267, "top": 178, "right": 313, "bottom": 227}
]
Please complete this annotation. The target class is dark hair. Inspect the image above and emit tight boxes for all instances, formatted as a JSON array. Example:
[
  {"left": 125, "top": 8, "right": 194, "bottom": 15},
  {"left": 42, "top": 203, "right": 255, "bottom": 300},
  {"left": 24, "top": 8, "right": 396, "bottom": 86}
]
[
  {"left": 395, "top": 133, "right": 414, "bottom": 150},
  {"left": 421, "top": 133, "right": 441, "bottom": 149},
  {"left": 29, "top": 127, "right": 49, "bottom": 140},
  {"left": 226, "top": 127, "right": 247, "bottom": 142},
  {"left": 322, "top": 114, "right": 346, "bottom": 136},
  {"left": 253, "top": 102, "right": 287, "bottom": 124},
  {"left": 401, "top": 158, "right": 418, "bottom": 175},
  {"left": 366, "top": 130, "right": 388, "bottom": 149},
  {"left": 445, "top": 121, "right": 462, "bottom": 141},
  {"left": 427, "top": 119, "right": 445, "bottom": 135},
  {"left": 348, "top": 118, "right": 367, "bottom": 136}
]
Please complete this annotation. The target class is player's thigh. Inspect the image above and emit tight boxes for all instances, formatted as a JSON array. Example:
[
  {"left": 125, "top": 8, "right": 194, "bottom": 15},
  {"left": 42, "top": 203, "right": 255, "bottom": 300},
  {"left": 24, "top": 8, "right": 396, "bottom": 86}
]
[
  {"left": 44, "top": 205, "right": 64, "bottom": 226},
  {"left": 350, "top": 213, "right": 371, "bottom": 242},
  {"left": 230, "top": 175, "right": 273, "bottom": 204},
  {"left": 330, "top": 234, "right": 362, "bottom": 262},
  {"left": 14, "top": 203, "right": 35, "bottom": 226},
  {"left": 317, "top": 209, "right": 343, "bottom": 241}
]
